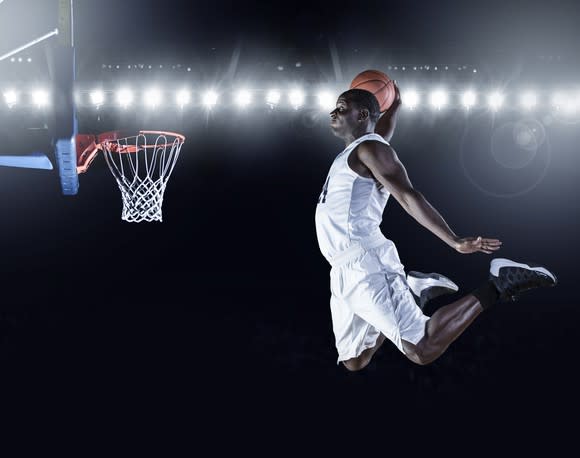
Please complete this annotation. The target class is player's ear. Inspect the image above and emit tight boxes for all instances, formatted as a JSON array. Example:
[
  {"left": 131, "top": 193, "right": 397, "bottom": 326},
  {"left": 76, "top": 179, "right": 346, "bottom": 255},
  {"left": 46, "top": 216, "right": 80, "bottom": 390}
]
[{"left": 359, "top": 108, "right": 370, "bottom": 121}]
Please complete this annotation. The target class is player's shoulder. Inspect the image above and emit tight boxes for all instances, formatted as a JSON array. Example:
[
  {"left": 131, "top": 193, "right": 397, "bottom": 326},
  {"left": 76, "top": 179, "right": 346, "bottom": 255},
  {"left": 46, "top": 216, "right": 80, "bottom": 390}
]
[
  {"left": 357, "top": 137, "right": 394, "bottom": 160},
  {"left": 359, "top": 133, "right": 391, "bottom": 149}
]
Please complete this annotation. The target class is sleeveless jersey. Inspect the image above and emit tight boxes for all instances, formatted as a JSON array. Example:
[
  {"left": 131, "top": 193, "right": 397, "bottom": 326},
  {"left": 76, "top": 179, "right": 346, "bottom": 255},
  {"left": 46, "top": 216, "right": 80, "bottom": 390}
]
[{"left": 315, "top": 133, "right": 391, "bottom": 262}]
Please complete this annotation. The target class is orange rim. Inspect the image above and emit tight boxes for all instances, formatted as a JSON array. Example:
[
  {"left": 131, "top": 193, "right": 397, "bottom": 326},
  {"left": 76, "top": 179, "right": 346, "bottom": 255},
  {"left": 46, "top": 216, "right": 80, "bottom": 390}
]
[{"left": 98, "top": 130, "right": 186, "bottom": 154}]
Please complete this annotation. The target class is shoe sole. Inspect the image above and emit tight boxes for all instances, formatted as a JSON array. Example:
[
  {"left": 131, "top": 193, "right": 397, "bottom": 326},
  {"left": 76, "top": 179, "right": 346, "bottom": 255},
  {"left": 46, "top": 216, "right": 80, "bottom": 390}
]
[
  {"left": 490, "top": 258, "right": 557, "bottom": 284},
  {"left": 407, "top": 271, "right": 459, "bottom": 293}
]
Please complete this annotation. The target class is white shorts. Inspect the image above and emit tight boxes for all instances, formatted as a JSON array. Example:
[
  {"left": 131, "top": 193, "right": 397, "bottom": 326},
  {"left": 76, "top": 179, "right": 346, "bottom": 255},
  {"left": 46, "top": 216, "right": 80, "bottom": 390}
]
[{"left": 328, "top": 234, "right": 429, "bottom": 363}]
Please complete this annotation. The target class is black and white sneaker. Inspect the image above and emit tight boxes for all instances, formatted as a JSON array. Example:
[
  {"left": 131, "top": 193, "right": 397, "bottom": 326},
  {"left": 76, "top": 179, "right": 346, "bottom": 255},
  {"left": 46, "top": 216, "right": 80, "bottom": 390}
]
[
  {"left": 489, "top": 258, "right": 557, "bottom": 302},
  {"left": 407, "top": 271, "right": 459, "bottom": 310}
]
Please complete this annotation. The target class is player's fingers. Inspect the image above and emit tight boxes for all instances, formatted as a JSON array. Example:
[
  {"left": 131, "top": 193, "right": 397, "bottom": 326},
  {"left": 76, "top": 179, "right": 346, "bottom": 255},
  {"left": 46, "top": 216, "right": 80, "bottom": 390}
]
[{"left": 480, "top": 239, "right": 501, "bottom": 250}]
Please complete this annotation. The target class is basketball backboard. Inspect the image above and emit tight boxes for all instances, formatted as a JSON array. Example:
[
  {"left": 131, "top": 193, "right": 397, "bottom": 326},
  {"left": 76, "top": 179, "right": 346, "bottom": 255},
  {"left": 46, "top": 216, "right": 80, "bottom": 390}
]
[
  {"left": 0, "top": 0, "right": 78, "bottom": 194},
  {"left": 50, "top": 0, "right": 79, "bottom": 195}
]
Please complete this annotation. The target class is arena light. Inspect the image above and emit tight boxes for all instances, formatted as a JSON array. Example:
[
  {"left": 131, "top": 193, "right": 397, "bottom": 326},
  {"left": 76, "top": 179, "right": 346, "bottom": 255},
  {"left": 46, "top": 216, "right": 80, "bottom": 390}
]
[
  {"left": 288, "top": 88, "right": 305, "bottom": 109},
  {"left": 117, "top": 88, "right": 133, "bottom": 108},
  {"left": 3, "top": 89, "right": 18, "bottom": 107},
  {"left": 550, "top": 92, "right": 561, "bottom": 108},
  {"left": 402, "top": 90, "right": 419, "bottom": 109},
  {"left": 32, "top": 89, "right": 49, "bottom": 108},
  {"left": 90, "top": 89, "right": 105, "bottom": 106},
  {"left": 202, "top": 90, "right": 218, "bottom": 108},
  {"left": 176, "top": 89, "right": 191, "bottom": 107},
  {"left": 429, "top": 89, "right": 448, "bottom": 110},
  {"left": 266, "top": 89, "right": 281, "bottom": 107},
  {"left": 144, "top": 88, "right": 162, "bottom": 108},
  {"left": 487, "top": 91, "right": 504, "bottom": 111},
  {"left": 235, "top": 89, "right": 252, "bottom": 108},
  {"left": 562, "top": 94, "right": 578, "bottom": 114},
  {"left": 317, "top": 90, "right": 335, "bottom": 110},
  {"left": 461, "top": 90, "right": 477, "bottom": 109},
  {"left": 551, "top": 91, "right": 576, "bottom": 112},
  {"left": 520, "top": 91, "right": 537, "bottom": 110}
]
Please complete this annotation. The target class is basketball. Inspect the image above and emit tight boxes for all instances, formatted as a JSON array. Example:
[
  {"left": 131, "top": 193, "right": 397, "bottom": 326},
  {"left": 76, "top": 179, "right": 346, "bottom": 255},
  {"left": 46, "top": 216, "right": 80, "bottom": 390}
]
[{"left": 349, "top": 69, "right": 396, "bottom": 112}]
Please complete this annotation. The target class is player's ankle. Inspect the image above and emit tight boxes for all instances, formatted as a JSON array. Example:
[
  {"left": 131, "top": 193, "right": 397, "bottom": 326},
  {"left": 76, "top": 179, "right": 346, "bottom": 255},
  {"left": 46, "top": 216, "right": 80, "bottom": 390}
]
[{"left": 471, "top": 281, "right": 499, "bottom": 310}]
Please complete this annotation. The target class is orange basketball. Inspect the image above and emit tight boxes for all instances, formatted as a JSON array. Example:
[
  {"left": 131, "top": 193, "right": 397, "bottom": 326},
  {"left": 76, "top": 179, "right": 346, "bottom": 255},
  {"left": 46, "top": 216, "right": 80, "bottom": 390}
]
[{"left": 349, "top": 69, "right": 396, "bottom": 112}]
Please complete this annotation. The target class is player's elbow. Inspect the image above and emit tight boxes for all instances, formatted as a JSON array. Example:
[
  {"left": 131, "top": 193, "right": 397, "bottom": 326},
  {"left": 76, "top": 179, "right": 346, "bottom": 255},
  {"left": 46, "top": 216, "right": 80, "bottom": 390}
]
[{"left": 397, "top": 188, "right": 422, "bottom": 212}]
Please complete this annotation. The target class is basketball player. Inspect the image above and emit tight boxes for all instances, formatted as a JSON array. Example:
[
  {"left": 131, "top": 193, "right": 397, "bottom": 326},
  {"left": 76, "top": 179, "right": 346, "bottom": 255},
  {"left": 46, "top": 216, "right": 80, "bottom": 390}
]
[{"left": 315, "top": 82, "right": 557, "bottom": 370}]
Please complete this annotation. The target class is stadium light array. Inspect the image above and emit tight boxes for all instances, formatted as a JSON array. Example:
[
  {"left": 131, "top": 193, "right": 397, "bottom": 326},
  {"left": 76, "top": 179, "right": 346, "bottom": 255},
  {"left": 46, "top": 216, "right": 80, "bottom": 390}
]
[{"left": 2, "top": 84, "right": 579, "bottom": 113}]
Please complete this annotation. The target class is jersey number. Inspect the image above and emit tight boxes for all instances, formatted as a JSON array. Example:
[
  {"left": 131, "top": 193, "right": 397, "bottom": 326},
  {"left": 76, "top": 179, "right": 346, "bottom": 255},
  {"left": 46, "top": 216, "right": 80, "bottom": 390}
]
[{"left": 318, "top": 175, "right": 330, "bottom": 204}]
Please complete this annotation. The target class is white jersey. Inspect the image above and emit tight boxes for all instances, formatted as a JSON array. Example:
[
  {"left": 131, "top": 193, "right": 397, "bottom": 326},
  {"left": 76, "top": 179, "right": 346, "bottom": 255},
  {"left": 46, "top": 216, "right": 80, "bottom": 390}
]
[{"left": 315, "top": 133, "right": 391, "bottom": 263}]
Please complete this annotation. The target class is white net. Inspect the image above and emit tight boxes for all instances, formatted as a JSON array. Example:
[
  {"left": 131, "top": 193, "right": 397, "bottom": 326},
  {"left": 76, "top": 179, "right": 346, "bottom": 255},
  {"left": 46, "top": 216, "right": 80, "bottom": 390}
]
[{"left": 100, "top": 131, "right": 185, "bottom": 223}]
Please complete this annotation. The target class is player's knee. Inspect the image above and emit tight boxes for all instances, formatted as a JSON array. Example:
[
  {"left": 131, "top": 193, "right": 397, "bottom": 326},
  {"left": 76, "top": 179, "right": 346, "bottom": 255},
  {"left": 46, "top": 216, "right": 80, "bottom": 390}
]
[
  {"left": 342, "top": 356, "right": 370, "bottom": 372},
  {"left": 405, "top": 351, "right": 432, "bottom": 366},
  {"left": 402, "top": 341, "right": 436, "bottom": 366}
]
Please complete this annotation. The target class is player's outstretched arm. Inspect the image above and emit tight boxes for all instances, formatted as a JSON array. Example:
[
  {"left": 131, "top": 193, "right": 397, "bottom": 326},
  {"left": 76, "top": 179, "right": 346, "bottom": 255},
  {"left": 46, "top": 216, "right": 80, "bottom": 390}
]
[
  {"left": 374, "top": 80, "right": 401, "bottom": 143},
  {"left": 356, "top": 142, "right": 502, "bottom": 255}
]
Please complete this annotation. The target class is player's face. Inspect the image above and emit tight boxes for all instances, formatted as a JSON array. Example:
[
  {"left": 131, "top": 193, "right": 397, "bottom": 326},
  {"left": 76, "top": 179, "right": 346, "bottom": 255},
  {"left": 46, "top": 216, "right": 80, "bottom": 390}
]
[{"left": 329, "top": 97, "right": 358, "bottom": 137}]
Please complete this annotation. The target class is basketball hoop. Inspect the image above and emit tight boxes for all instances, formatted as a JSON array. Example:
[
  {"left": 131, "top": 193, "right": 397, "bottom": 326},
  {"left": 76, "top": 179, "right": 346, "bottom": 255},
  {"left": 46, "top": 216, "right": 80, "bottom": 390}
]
[{"left": 98, "top": 131, "right": 185, "bottom": 222}]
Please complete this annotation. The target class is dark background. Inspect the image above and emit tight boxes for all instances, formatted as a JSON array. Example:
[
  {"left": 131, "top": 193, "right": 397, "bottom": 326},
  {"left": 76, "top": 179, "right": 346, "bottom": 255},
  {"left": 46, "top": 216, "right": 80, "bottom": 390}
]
[{"left": 1, "top": 0, "right": 579, "bottom": 434}]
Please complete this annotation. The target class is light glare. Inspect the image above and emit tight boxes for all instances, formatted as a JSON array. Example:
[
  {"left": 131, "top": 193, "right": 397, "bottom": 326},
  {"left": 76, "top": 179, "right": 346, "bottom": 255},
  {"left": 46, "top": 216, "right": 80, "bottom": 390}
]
[
  {"left": 429, "top": 89, "right": 448, "bottom": 109},
  {"left": 90, "top": 90, "right": 105, "bottom": 106},
  {"left": 462, "top": 90, "right": 477, "bottom": 109},
  {"left": 32, "top": 89, "right": 49, "bottom": 107},
  {"left": 289, "top": 88, "right": 305, "bottom": 109},
  {"left": 402, "top": 90, "right": 419, "bottom": 109},
  {"left": 144, "top": 88, "right": 162, "bottom": 108},
  {"left": 488, "top": 91, "right": 504, "bottom": 110},
  {"left": 520, "top": 91, "right": 537, "bottom": 110},
  {"left": 317, "top": 90, "right": 335, "bottom": 110},
  {"left": 203, "top": 90, "right": 218, "bottom": 108},
  {"left": 117, "top": 89, "right": 133, "bottom": 108},
  {"left": 176, "top": 89, "right": 191, "bottom": 107},
  {"left": 266, "top": 89, "right": 281, "bottom": 106},
  {"left": 235, "top": 89, "right": 252, "bottom": 107},
  {"left": 3, "top": 90, "right": 18, "bottom": 107}
]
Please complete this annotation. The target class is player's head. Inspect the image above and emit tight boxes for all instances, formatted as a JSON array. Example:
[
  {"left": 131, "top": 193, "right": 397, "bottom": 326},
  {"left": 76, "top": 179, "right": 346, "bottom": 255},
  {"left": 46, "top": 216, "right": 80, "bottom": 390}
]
[{"left": 329, "top": 89, "right": 381, "bottom": 138}]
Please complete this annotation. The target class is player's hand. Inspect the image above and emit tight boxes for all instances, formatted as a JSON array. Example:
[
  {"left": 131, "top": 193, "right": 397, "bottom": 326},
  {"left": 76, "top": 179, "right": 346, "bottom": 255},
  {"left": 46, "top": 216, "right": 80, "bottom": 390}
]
[
  {"left": 390, "top": 80, "right": 401, "bottom": 108},
  {"left": 454, "top": 236, "right": 502, "bottom": 254},
  {"left": 385, "top": 80, "right": 401, "bottom": 113}
]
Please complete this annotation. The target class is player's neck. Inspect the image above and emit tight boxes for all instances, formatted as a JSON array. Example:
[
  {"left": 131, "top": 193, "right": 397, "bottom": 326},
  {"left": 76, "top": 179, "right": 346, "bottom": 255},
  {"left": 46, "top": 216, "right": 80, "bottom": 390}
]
[{"left": 343, "top": 129, "right": 375, "bottom": 146}]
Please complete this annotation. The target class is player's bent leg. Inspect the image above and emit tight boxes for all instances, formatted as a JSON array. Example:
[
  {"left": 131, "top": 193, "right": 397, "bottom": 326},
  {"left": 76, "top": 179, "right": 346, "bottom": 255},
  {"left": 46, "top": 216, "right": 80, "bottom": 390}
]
[
  {"left": 401, "top": 294, "right": 483, "bottom": 365},
  {"left": 342, "top": 334, "right": 386, "bottom": 371},
  {"left": 400, "top": 258, "right": 558, "bottom": 365}
]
